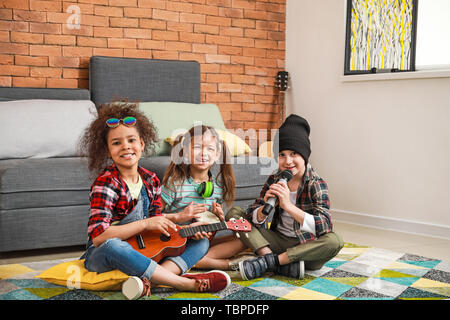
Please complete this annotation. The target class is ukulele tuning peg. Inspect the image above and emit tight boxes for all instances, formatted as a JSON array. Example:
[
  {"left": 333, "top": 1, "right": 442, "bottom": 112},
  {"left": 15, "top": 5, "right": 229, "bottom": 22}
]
[
  {"left": 275, "top": 71, "right": 289, "bottom": 92},
  {"left": 244, "top": 233, "right": 249, "bottom": 238},
  {"left": 235, "top": 233, "right": 240, "bottom": 239}
]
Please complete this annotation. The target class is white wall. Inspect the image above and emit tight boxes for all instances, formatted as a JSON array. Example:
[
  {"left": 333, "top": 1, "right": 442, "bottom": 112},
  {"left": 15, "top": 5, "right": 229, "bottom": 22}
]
[{"left": 285, "top": 0, "right": 450, "bottom": 238}]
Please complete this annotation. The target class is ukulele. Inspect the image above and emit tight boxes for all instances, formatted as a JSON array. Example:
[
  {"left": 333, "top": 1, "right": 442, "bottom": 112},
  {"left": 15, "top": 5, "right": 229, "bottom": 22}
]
[{"left": 126, "top": 218, "right": 251, "bottom": 262}]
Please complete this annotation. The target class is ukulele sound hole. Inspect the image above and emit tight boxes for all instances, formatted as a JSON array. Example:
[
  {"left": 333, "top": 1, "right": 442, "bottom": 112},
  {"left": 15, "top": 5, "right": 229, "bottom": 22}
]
[{"left": 160, "top": 234, "right": 171, "bottom": 242}]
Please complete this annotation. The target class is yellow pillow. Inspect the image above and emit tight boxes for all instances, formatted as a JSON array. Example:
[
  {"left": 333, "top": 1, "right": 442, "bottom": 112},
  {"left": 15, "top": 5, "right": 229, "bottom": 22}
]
[
  {"left": 165, "top": 129, "right": 252, "bottom": 156},
  {"left": 36, "top": 259, "right": 129, "bottom": 291}
]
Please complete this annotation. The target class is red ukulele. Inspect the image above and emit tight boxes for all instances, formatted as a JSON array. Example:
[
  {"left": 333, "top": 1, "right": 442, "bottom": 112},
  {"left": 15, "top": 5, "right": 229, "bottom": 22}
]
[{"left": 126, "top": 218, "right": 251, "bottom": 262}]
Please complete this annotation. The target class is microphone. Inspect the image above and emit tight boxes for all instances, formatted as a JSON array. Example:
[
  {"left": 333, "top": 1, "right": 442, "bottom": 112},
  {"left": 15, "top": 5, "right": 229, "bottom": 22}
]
[{"left": 261, "top": 169, "right": 293, "bottom": 215}]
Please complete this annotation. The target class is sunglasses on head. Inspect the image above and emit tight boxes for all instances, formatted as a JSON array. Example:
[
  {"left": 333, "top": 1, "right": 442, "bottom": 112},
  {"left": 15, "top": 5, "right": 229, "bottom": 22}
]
[{"left": 106, "top": 116, "right": 137, "bottom": 128}]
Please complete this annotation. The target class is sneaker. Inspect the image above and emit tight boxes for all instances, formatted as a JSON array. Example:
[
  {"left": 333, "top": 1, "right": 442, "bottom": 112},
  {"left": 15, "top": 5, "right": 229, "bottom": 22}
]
[
  {"left": 276, "top": 260, "right": 305, "bottom": 279},
  {"left": 238, "top": 253, "right": 279, "bottom": 280},
  {"left": 122, "top": 276, "right": 151, "bottom": 300},
  {"left": 228, "top": 252, "right": 257, "bottom": 271},
  {"left": 182, "top": 270, "right": 231, "bottom": 292}
]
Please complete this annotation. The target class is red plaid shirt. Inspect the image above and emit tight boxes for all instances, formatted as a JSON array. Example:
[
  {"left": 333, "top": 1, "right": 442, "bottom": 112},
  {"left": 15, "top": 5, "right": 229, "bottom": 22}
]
[
  {"left": 87, "top": 164, "right": 162, "bottom": 241},
  {"left": 246, "top": 164, "right": 333, "bottom": 244}
]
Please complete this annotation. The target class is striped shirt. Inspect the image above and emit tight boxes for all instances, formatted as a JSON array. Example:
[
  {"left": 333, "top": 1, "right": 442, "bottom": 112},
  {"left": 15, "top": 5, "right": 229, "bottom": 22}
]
[{"left": 161, "top": 177, "right": 224, "bottom": 214}]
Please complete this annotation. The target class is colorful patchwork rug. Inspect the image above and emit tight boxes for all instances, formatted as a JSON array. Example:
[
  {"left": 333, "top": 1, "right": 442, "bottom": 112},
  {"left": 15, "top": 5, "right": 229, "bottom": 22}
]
[{"left": 1, "top": 243, "right": 449, "bottom": 300}]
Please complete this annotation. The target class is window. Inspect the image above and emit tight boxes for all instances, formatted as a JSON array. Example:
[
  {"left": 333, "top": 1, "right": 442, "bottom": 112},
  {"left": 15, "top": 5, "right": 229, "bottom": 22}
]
[
  {"left": 344, "top": 0, "right": 418, "bottom": 75},
  {"left": 415, "top": 0, "right": 450, "bottom": 70}
]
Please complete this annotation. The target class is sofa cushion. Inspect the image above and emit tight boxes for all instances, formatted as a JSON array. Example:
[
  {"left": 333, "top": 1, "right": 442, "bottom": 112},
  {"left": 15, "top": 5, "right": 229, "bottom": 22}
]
[
  {"left": 0, "top": 158, "right": 91, "bottom": 210},
  {"left": 0, "top": 205, "right": 89, "bottom": 252},
  {"left": 89, "top": 56, "right": 200, "bottom": 107},
  {"left": 0, "top": 157, "right": 171, "bottom": 210},
  {"left": 0, "top": 87, "right": 90, "bottom": 101},
  {"left": 225, "top": 156, "right": 274, "bottom": 205},
  {"left": 138, "top": 102, "right": 227, "bottom": 156},
  {"left": 0, "top": 155, "right": 274, "bottom": 210},
  {"left": 0, "top": 99, "right": 97, "bottom": 160}
]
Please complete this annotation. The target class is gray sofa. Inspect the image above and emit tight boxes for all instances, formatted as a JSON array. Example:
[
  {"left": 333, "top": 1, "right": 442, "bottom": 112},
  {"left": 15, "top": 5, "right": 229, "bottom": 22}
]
[{"left": 0, "top": 56, "right": 273, "bottom": 253}]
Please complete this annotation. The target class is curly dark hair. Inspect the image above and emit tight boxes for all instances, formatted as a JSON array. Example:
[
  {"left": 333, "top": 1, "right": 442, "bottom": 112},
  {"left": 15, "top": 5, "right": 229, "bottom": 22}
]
[{"left": 79, "top": 100, "right": 159, "bottom": 175}]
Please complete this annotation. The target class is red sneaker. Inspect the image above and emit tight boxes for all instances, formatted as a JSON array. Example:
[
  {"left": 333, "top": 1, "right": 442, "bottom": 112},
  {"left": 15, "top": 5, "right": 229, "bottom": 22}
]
[{"left": 182, "top": 270, "right": 231, "bottom": 292}]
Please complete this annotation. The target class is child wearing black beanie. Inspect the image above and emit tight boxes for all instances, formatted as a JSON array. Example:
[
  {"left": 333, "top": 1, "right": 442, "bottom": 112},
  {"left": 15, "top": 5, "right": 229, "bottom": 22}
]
[
  {"left": 227, "top": 114, "right": 344, "bottom": 280},
  {"left": 273, "top": 114, "right": 311, "bottom": 164}
]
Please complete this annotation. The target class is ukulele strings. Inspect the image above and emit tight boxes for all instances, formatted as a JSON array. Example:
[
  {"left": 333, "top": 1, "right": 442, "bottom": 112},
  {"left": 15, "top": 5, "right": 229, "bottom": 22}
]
[{"left": 179, "top": 221, "right": 227, "bottom": 238}]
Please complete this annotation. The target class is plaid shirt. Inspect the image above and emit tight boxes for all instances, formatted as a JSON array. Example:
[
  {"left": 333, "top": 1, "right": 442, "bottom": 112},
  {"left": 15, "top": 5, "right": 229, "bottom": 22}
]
[
  {"left": 246, "top": 164, "right": 332, "bottom": 245},
  {"left": 87, "top": 164, "right": 162, "bottom": 241}
]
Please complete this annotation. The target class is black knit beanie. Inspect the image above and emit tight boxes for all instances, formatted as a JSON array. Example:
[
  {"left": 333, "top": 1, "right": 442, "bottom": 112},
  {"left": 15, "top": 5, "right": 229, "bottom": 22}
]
[{"left": 273, "top": 114, "right": 311, "bottom": 164}]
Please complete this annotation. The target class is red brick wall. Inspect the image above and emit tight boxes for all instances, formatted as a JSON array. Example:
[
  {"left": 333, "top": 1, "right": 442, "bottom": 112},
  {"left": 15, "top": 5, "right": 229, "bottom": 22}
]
[{"left": 0, "top": 0, "right": 286, "bottom": 137}]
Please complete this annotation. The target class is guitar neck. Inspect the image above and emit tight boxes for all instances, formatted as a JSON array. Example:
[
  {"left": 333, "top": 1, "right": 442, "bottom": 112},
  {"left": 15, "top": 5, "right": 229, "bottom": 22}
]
[{"left": 179, "top": 221, "right": 228, "bottom": 238}]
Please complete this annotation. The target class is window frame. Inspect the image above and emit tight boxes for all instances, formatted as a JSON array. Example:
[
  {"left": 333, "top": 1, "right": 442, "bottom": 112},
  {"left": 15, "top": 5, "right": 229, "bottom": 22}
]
[{"left": 343, "top": 0, "right": 419, "bottom": 75}]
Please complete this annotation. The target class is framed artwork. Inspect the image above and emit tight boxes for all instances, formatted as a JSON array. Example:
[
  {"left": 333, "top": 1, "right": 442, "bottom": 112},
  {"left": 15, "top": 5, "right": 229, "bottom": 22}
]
[{"left": 344, "top": 0, "right": 418, "bottom": 75}]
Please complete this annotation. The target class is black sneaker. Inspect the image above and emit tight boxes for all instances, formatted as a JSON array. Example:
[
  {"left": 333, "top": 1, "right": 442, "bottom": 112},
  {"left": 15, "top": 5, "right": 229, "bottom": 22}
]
[
  {"left": 263, "top": 253, "right": 279, "bottom": 272},
  {"left": 238, "top": 253, "right": 279, "bottom": 280},
  {"left": 276, "top": 260, "right": 305, "bottom": 279}
]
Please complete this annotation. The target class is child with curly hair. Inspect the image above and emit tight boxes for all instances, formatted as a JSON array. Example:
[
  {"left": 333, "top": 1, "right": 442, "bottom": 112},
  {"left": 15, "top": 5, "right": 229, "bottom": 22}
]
[{"left": 79, "top": 101, "right": 230, "bottom": 299}]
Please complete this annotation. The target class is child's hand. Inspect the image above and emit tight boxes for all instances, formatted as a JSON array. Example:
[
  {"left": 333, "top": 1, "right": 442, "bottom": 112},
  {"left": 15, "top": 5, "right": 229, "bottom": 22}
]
[
  {"left": 177, "top": 201, "right": 206, "bottom": 223},
  {"left": 143, "top": 216, "right": 177, "bottom": 237},
  {"left": 266, "top": 181, "right": 292, "bottom": 211},
  {"left": 263, "top": 188, "right": 277, "bottom": 203},
  {"left": 211, "top": 202, "right": 225, "bottom": 221},
  {"left": 188, "top": 221, "right": 212, "bottom": 240}
]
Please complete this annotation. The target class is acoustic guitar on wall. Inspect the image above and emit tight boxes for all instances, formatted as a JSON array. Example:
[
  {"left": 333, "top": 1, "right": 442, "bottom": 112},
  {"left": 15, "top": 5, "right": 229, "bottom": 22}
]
[{"left": 127, "top": 218, "right": 251, "bottom": 262}]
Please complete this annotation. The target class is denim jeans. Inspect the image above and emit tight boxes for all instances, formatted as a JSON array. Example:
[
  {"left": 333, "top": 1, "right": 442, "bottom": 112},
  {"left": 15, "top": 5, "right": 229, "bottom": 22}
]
[
  {"left": 83, "top": 186, "right": 209, "bottom": 278},
  {"left": 164, "top": 238, "right": 209, "bottom": 273}
]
